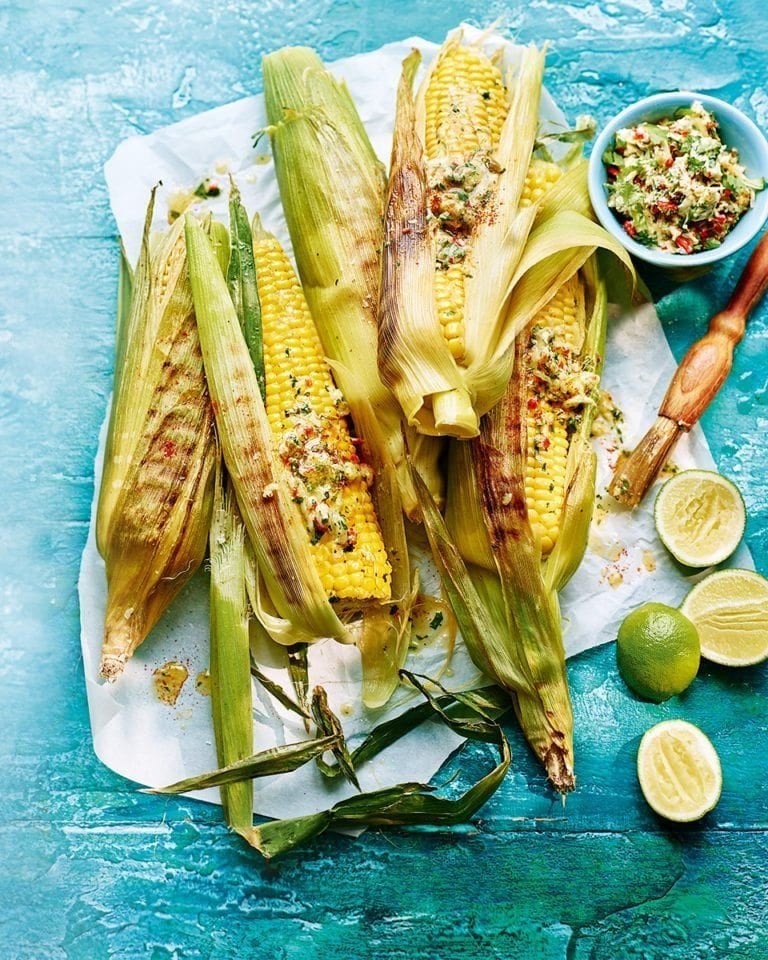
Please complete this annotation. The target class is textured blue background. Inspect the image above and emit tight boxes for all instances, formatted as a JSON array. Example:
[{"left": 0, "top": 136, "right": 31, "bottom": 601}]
[{"left": 2, "top": 1, "right": 767, "bottom": 957}]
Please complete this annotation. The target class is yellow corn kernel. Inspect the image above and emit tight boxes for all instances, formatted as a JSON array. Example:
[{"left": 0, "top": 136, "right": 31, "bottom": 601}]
[
  {"left": 253, "top": 231, "right": 391, "bottom": 601},
  {"left": 521, "top": 158, "right": 563, "bottom": 208}
]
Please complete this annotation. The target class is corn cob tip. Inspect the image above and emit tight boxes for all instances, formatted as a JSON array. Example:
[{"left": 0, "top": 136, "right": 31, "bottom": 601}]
[
  {"left": 100, "top": 611, "right": 144, "bottom": 681},
  {"left": 544, "top": 745, "right": 575, "bottom": 794},
  {"left": 100, "top": 652, "right": 127, "bottom": 682}
]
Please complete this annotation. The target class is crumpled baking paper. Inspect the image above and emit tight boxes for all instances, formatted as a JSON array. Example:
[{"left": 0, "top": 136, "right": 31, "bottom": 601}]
[{"left": 80, "top": 28, "right": 751, "bottom": 819}]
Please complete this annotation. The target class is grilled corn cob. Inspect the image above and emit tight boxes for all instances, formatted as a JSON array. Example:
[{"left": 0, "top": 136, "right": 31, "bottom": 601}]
[
  {"left": 425, "top": 42, "right": 508, "bottom": 363},
  {"left": 524, "top": 274, "right": 590, "bottom": 555},
  {"left": 262, "top": 46, "right": 443, "bottom": 523},
  {"left": 252, "top": 220, "right": 391, "bottom": 602},
  {"left": 185, "top": 214, "right": 350, "bottom": 648},
  {"left": 379, "top": 32, "right": 634, "bottom": 439},
  {"left": 263, "top": 47, "right": 426, "bottom": 703},
  {"left": 421, "top": 253, "right": 610, "bottom": 792},
  {"left": 97, "top": 197, "right": 216, "bottom": 680},
  {"left": 378, "top": 33, "right": 545, "bottom": 439}
]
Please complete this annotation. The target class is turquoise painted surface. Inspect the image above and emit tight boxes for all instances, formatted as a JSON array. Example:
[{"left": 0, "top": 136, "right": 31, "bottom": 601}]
[{"left": 2, "top": 0, "right": 767, "bottom": 956}]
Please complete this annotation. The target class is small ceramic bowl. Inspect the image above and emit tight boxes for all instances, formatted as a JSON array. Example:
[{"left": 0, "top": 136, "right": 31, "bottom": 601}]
[{"left": 587, "top": 91, "right": 768, "bottom": 268}]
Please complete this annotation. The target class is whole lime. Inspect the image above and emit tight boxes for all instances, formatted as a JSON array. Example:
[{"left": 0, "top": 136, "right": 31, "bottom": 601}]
[{"left": 616, "top": 602, "right": 700, "bottom": 702}]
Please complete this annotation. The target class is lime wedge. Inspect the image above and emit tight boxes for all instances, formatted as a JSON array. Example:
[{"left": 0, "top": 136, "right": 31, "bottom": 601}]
[
  {"left": 681, "top": 568, "right": 768, "bottom": 666},
  {"left": 654, "top": 470, "right": 745, "bottom": 567},
  {"left": 637, "top": 719, "right": 722, "bottom": 822}
]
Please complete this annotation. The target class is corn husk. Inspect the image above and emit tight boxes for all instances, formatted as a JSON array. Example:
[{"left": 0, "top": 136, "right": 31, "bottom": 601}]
[
  {"left": 262, "top": 45, "right": 444, "bottom": 520},
  {"left": 252, "top": 677, "right": 512, "bottom": 859},
  {"left": 226, "top": 181, "right": 265, "bottom": 400},
  {"left": 185, "top": 213, "right": 349, "bottom": 647},
  {"left": 470, "top": 209, "right": 632, "bottom": 411},
  {"left": 208, "top": 469, "right": 255, "bottom": 841},
  {"left": 96, "top": 193, "right": 216, "bottom": 680},
  {"left": 259, "top": 45, "right": 435, "bottom": 697}
]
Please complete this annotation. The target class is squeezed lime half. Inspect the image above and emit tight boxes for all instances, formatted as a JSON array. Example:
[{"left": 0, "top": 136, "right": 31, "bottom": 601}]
[
  {"left": 681, "top": 568, "right": 768, "bottom": 666},
  {"left": 654, "top": 470, "right": 745, "bottom": 568},
  {"left": 637, "top": 719, "right": 722, "bottom": 822}
]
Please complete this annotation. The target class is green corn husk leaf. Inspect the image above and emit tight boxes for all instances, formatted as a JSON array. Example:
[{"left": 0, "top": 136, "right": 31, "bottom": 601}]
[
  {"left": 311, "top": 686, "right": 360, "bottom": 789},
  {"left": 185, "top": 214, "right": 349, "bottom": 648},
  {"left": 286, "top": 643, "right": 311, "bottom": 718},
  {"left": 146, "top": 735, "right": 339, "bottom": 794},
  {"left": 302, "top": 695, "right": 440, "bottom": 784},
  {"left": 115, "top": 242, "right": 133, "bottom": 345},
  {"left": 208, "top": 218, "right": 231, "bottom": 276},
  {"left": 242, "top": 537, "right": 313, "bottom": 725},
  {"left": 250, "top": 660, "right": 311, "bottom": 720},
  {"left": 444, "top": 440, "right": 495, "bottom": 571},
  {"left": 97, "top": 192, "right": 157, "bottom": 552},
  {"left": 412, "top": 467, "right": 535, "bottom": 697},
  {"left": 263, "top": 45, "right": 441, "bottom": 521},
  {"left": 251, "top": 679, "right": 512, "bottom": 859},
  {"left": 205, "top": 469, "right": 254, "bottom": 837},
  {"left": 318, "top": 678, "right": 509, "bottom": 783},
  {"left": 378, "top": 49, "right": 474, "bottom": 439},
  {"left": 97, "top": 196, "right": 217, "bottom": 679},
  {"left": 226, "top": 183, "right": 265, "bottom": 400},
  {"left": 399, "top": 671, "right": 504, "bottom": 741}
]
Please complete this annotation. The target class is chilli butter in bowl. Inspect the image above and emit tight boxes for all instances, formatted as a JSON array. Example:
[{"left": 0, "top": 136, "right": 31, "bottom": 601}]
[{"left": 588, "top": 92, "right": 768, "bottom": 268}]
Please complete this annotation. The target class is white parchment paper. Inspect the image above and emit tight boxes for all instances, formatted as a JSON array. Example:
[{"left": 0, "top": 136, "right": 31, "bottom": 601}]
[{"left": 80, "top": 28, "right": 751, "bottom": 818}]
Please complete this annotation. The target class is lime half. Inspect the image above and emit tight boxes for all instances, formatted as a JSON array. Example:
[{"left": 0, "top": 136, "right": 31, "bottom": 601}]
[
  {"left": 681, "top": 568, "right": 768, "bottom": 666},
  {"left": 654, "top": 470, "right": 745, "bottom": 567},
  {"left": 637, "top": 720, "right": 722, "bottom": 822}
]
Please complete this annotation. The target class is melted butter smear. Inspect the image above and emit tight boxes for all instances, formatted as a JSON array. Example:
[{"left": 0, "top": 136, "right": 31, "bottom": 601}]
[{"left": 152, "top": 660, "right": 189, "bottom": 706}]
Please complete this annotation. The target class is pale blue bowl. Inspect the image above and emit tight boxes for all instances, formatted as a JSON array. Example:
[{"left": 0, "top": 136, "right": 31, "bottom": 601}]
[{"left": 588, "top": 92, "right": 768, "bottom": 268}]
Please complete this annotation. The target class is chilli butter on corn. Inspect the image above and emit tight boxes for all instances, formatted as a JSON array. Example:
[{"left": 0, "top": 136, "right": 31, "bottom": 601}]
[
  {"left": 378, "top": 30, "right": 631, "bottom": 443},
  {"left": 251, "top": 218, "right": 391, "bottom": 602}
]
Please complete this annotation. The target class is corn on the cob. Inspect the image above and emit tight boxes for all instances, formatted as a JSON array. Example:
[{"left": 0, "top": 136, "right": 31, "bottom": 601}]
[
  {"left": 424, "top": 43, "right": 508, "bottom": 363},
  {"left": 379, "top": 33, "right": 635, "bottom": 440},
  {"left": 379, "top": 33, "right": 545, "bottom": 438},
  {"left": 208, "top": 470, "right": 255, "bottom": 844},
  {"left": 263, "top": 46, "right": 430, "bottom": 704},
  {"left": 524, "top": 274, "right": 589, "bottom": 555},
  {"left": 97, "top": 197, "right": 216, "bottom": 680},
  {"left": 252, "top": 221, "right": 391, "bottom": 602},
  {"left": 422, "top": 250, "right": 613, "bottom": 792},
  {"left": 185, "top": 213, "right": 350, "bottom": 648},
  {"left": 262, "top": 46, "right": 443, "bottom": 524}
]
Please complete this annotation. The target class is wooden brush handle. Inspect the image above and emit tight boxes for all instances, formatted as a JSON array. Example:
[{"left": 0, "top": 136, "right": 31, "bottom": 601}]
[{"left": 660, "top": 231, "right": 768, "bottom": 428}]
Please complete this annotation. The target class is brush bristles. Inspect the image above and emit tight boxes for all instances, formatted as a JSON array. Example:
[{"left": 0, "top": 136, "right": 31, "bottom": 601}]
[{"left": 608, "top": 416, "right": 682, "bottom": 507}]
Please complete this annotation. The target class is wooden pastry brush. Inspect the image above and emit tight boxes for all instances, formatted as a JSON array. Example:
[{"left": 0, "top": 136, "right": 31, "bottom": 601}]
[{"left": 609, "top": 231, "right": 768, "bottom": 507}]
